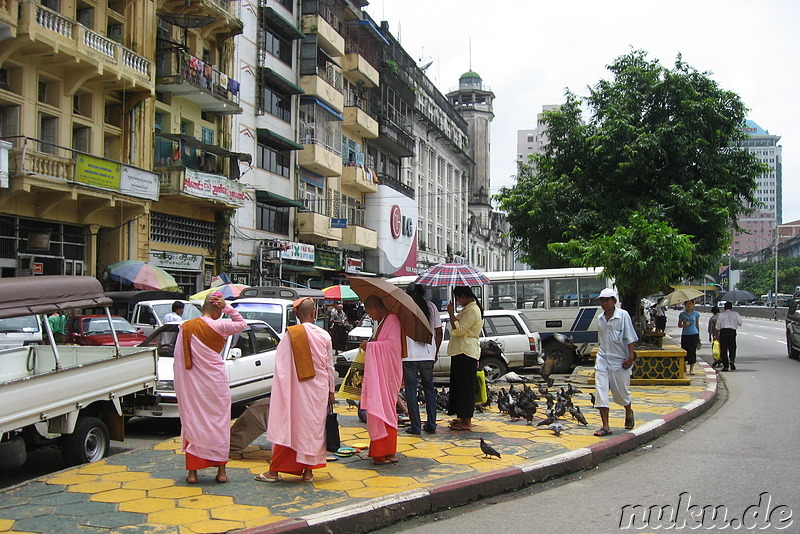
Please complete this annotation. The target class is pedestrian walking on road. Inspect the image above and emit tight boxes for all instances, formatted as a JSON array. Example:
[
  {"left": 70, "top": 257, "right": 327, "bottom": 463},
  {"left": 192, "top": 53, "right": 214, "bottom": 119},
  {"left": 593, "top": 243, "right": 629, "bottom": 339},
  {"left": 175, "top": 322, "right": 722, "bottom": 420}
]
[
  {"left": 174, "top": 292, "right": 247, "bottom": 484},
  {"left": 708, "top": 306, "right": 722, "bottom": 368},
  {"left": 714, "top": 302, "right": 743, "bottom": 371},
  {"left": 256, "top": 297, "right": 335, "bottom": 483},
  {"left": 402, "top": 284, "right": 443, "bottom": 435},
  {"left": 678, "top": 300, "right": 701, "bottom": 375},
  {"left": 593, "top": 288, "right": 638, "bottom": 437}
]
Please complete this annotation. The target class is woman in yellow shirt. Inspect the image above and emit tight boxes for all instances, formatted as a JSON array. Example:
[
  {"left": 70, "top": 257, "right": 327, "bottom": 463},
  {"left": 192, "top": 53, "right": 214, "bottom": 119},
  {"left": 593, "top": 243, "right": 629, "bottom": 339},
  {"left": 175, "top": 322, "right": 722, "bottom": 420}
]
[{"left": 446, "top": 286, "right": 484, "bottom": 431}]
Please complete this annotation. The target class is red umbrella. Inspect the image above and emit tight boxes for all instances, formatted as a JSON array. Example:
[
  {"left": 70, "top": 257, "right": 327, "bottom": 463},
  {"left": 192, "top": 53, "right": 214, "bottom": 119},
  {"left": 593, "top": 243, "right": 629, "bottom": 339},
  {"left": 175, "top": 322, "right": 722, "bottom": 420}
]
[
  {"left": 415, "top": 263, "right": 490, "bottom": 287},
  {"left": 322, "top": 285, "right": 359, "bottom": 301}
]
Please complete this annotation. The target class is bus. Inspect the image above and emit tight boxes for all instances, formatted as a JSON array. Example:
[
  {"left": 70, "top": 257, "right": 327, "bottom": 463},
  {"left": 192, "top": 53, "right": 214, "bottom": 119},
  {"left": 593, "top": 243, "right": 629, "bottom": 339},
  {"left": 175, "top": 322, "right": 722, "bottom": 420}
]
[{"left": 387, "top": 267, "right": 612, "bottom": 373}]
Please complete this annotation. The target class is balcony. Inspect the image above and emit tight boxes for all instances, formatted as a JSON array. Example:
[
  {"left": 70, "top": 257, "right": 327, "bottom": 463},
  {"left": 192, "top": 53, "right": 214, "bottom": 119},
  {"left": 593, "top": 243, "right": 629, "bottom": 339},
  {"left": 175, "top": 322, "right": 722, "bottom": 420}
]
[
  {"left": 298, "top": 141, "right": 341, "bottom": 177},
  {"left": 341, "top": 164, "right": 377, "bottom": 194},
  {"left": 343, "top": 104, "right": 378, "bottom": 139},
  {"left": 301, "top": 13, "right": 344, "bottom": 57},
  {"left": 0, "top": 0, "right": 19, "bottom": 40},
  {"left": 375, "top": 117, "right": 415, "bottom": 158},
  {"left": 14, "top": 2, "right": 152, "bottom": 91},
  {"left": 341, "top": 224, "right": 377, "bottom": 249},
  {"left": 157, "top": 167, "right": 246, "bottom": 209},
  {"left": 295, "top": 211, "right": 342, "bottom": 243},
  {"left": 340, "top": 53, "right": 379, "bottom": 88},
  {"left": 300, "top": 68, "right": 344, "bottom": 113},
  {"left": 159, "top": 0, "right": 243, "bottom": 39},
  {"left": 156, "top": 48, "right": 242, "bottom": 114}
]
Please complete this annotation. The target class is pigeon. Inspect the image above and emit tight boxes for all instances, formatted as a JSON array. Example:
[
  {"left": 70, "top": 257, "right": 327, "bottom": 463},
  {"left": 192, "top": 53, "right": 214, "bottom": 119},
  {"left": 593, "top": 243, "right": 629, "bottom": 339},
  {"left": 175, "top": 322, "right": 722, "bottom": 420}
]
[
  {"left": 590, "top": 392, "right": 597, "bottom": 407},
  {"left": 537, "top": 415, "right": 557, "bottom": 427},
  {"left": 523, "top": 403, "right": 537, "bottom": 425},
  {"left": 569, "top": 405, "right": 588, "bottom": 426},
  {"left": 548, "top": 422, "right": 564, "bottom": 436},
  {"left": 346, "top": 399, "right": 359, "bottom": 410},
  {"left": 479, "top": 438, "right": 501, "bottom": 459},
  {"left": 567, "top": 384, "right": 582, "bottom": 396}
]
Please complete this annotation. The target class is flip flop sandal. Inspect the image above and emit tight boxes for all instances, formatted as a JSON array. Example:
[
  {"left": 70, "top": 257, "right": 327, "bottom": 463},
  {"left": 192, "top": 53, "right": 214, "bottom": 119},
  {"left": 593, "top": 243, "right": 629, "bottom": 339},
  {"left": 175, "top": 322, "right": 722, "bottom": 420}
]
[
  {"left": 593, "top": 428, "right": 613, "bottom": 437},
  {"left": 254, "top": 473, "right": 281, "bottom": 483},
  {"left": 625, "top": 416, "right": 635, "bottom": 430}
]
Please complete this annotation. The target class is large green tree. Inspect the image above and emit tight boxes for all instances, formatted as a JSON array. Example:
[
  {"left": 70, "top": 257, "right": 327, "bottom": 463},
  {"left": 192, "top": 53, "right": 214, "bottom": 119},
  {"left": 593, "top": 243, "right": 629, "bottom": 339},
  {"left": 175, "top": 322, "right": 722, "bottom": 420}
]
[
  {"left": 739, "top": 257, "right": 800, "bottom": 296},
  {"left": 498, "top": 50, "right": 764, "bottom": 311}
]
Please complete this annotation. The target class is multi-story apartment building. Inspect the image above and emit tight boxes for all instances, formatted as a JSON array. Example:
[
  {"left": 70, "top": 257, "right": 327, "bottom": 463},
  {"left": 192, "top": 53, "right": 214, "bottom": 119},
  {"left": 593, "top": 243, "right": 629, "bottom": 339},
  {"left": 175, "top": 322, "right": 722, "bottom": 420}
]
[
  {"left": 0, "top": 0, "right": 157, "bottom": 280},
  {"left": 731, "top": 119, "right": 782, "bottom": 257},
  {"left": 516, "top": 104, "right": 558, "bottom": 168}
]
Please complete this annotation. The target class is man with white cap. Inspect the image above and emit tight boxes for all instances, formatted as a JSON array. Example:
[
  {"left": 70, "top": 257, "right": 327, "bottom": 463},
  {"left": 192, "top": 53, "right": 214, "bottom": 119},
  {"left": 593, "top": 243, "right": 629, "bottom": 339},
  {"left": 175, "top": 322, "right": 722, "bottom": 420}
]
[{"left": 593, "top": 288, "right": 638, "bottom": 436}]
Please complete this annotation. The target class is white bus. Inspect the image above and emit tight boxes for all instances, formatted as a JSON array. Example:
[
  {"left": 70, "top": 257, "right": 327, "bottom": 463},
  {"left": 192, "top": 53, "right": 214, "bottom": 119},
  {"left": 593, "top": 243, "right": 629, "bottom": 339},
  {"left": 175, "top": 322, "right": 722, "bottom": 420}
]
[{"left": 388, "top": 267, "right": 611, "bottom": 373}]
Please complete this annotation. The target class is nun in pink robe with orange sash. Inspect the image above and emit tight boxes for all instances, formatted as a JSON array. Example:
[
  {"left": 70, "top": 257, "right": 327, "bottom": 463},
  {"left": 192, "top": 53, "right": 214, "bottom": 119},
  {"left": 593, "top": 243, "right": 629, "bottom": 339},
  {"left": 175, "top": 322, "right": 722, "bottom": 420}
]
[
  {"left": 173, "top": 292, "right": 247, "bottom": 484},
  {"left": 360, "top": 296, "right": 404, "bottom": 465}
]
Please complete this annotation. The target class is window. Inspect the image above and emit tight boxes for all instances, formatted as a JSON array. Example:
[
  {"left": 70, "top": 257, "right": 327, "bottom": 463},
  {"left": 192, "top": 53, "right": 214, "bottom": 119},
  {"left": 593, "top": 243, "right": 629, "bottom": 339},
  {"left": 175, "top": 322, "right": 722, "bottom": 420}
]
[
  {"left": 256, "top": 141, "right": 291, "bottom": 177},
  {"left": 39, "top": 114, "right": 58, "bottom": 154},
  {"left": 300, "top": 180, "right": 324, "bottom": 213},
  {"left": 257, "top": 82, "right": 292, "bottom": 121},
  {"left": 107, "top": 18, "right": 123, "bottom": 43},
  {"left": 256, "top": 202, "right": 290, "bottom": 234},
  {"left": 72, "top": 123, "right": 90, "bottom": 152},
  {"left": 253, "top": 326, "right": 279, "bottom": 352},
  {"left": 258, "top": 26, "right": 292, "bottom": 66},
  {"left": 76, "top": 1, "right": 94, "bottom": 28},
  {"left": 201, "top": 126, "right": 214, "bottom": 145},
  {"left": 484, "top": 316, "right": 523, "bottom": 336},
  {"left": 550, "top": 278, "right": 579, "bottom": 307}
]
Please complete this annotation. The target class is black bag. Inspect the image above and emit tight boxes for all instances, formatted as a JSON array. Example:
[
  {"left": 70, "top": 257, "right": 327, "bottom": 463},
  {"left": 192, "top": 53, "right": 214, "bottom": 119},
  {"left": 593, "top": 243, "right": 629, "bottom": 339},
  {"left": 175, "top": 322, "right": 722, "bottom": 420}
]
[{"left": 325, "top": 402, "right": 340, "bottom": 453}]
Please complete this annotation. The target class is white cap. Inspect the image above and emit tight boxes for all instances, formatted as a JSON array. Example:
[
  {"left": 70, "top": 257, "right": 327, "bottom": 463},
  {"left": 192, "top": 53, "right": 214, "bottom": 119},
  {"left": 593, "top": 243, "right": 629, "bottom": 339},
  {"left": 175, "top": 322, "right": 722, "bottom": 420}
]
[{"left": 599, "top": 288, "right": 617, "bottom": 299}]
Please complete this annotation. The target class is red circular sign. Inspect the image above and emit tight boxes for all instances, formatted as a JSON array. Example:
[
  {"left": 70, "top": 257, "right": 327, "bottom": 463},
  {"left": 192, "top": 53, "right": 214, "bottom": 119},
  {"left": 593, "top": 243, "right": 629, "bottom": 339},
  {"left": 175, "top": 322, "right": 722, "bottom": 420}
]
[{"left": 390, "top": 205, "right": 402, "bottom": 239}]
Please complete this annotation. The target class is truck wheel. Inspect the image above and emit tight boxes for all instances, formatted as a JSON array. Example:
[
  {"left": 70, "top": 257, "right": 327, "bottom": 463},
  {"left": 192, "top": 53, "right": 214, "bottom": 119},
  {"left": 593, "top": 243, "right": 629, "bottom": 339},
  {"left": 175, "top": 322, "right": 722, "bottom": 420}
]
[
  {"left": 0, "top": 436, "right": 27, "bottom": 470},
  {"left": 544, "top": 343, "right": 575, "bottom": 374},
  {"left": 480, "top": 356, "right": 508, "bottom": 381},
  {"left": 61, "top": 417, "right": 109, "bottom": 466},
  {"left": 788, "top": 332, "right": 800, "bottom": 359}
]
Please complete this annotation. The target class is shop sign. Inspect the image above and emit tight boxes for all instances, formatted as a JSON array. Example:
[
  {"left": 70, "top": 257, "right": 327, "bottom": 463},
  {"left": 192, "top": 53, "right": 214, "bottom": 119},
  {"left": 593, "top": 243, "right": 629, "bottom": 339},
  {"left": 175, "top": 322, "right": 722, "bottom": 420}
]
[
  {"left": 183, "top": 169, "right": 246, "bottom": 207},
  {"left": 315, "top": 249, "right": 341, "bottom": 270},
  {"left": 345, "top": 258, "right": 362, "bottom": 274},
  {"left": 230, "top": 272, "right": 250, "bottom": 285},
  {"left": 120, "top": 166, "right": 160, "bottom": 201},
  {"left": 149, "top": 250, "right": 204, "bottom": 271},
  {"left": 75, "top": 154, "right": 121, "bottom": 191},
  {"left": 32, "top": 262, "right": 44, "bottom": 275},
  {"left": 280, "top": 241, "right": 315, "bottom": 262}
]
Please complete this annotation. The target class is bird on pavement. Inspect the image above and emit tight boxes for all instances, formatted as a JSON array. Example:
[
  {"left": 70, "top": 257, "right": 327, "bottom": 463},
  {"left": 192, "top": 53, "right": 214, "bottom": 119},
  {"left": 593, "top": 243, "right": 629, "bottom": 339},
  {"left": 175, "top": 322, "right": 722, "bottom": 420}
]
[
  {"left": 589, "top": 392, "right": 597, "bottom": 407},
  {"left": 346, "top": 399, "right": 359, "bottom": 410},
  {"left": 479, "top": 438, "right": 501, "bottom": 459},
  {"left": 537, "top": 414, "right": 558, "bottom": 427},
  {"left": 569, "top": 405, "right": 588, "bottom": 426},
  {"left": 548, "top": 422, "right": 564, "bottom": 436}
]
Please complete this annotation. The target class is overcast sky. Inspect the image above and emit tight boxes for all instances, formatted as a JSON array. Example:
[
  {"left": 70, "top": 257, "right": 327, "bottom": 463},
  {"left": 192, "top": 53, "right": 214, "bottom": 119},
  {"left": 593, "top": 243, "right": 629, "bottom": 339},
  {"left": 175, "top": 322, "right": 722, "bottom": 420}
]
[{"left": 363, "top": 0, "right": 800, "bottom": 223}]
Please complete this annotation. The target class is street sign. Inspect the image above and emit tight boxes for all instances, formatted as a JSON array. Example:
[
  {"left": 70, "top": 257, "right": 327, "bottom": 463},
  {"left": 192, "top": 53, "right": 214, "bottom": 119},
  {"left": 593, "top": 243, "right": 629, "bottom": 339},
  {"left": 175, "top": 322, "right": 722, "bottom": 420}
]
[{"left": 331, "top": 218, "right": 347, "bottom": 229}]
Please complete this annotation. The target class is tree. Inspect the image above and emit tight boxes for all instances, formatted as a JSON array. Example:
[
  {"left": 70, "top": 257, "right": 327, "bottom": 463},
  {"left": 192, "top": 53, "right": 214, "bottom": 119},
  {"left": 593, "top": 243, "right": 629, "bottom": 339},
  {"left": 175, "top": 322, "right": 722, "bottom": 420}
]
[
  {"left": 497, "top": 50, "right": 764, "bottom": 312},
  {"left": 738, "top": 257, "right": 800, "bottom": 296}
]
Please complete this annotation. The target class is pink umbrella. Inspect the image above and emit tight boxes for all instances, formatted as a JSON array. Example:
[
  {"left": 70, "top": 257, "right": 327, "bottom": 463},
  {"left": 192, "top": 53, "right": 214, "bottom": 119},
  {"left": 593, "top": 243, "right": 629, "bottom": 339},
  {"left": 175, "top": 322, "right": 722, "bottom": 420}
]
[{"left": 107, "top": 260, "right": 179, "bottom": 292}]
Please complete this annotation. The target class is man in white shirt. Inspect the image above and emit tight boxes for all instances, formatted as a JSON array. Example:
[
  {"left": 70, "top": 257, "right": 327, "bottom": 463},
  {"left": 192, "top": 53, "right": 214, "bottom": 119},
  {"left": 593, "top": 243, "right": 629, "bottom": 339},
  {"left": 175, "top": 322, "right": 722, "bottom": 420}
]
[
  {"left": 164, "top": 301, "right": 185, "bottom": 324},
  {"left": 403, "top": 284, "right": 443, "bottom": 434},
  {"left": 594, "top": 288, "right": 638, "bottom": 436},
  {"left": 714, "top": 301, "right": 743, "bottom": 371}
]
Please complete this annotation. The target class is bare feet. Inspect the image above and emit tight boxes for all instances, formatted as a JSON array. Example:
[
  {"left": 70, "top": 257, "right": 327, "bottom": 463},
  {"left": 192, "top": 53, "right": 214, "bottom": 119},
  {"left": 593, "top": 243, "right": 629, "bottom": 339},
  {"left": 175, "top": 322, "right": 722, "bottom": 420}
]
[
  {"left": 186, "top": 470, "right": 198, "bottom": 484},
  {"left": 215, "top": 466, "right": 228, "bottom": 483}
]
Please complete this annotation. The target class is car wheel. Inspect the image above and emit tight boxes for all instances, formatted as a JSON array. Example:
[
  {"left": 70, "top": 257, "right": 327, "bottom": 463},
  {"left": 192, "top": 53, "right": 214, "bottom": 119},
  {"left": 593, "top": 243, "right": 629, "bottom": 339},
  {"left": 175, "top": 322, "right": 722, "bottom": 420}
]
[
  {"left": 788, "top": 331, "right": 800, "bottom": 359},
  {"left": 544, "top": 343, "right": 575, "bottom": 374},
  {"left": 480, "top": 356, "right": 508, "bottom": 381},
  {"left": 61, "top": 416, "right": 109, "bottom": 466}
]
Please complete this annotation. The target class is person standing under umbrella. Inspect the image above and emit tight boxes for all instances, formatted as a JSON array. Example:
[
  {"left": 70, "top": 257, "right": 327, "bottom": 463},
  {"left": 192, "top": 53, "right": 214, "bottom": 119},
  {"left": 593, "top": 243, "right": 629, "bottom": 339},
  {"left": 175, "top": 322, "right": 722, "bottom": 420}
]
[
  {"left": 360, "top": 296, "right": 404, "bottom": 464},
  {"left": 446, "top": 286, "right": 484, "bottom": 431},
  {"left": 678, "top": 300, "right": 701, "bottom": 375},
  {"left": 714, "top": 301, "right": 743, "bottom": 371}
]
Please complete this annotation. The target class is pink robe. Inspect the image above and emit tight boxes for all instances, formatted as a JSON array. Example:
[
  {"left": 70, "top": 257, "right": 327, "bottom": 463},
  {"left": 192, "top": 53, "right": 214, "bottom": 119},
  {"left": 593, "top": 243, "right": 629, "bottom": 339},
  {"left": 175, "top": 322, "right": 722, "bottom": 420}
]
[
  {"left": 361, "top": 314, "right": 403, "bottom": 441},
  {"left": 173, "top": 306, "right": 247, "bottom": 463},
  {"left": 266, "top": 323, "right": 335, "bottom": 466}
]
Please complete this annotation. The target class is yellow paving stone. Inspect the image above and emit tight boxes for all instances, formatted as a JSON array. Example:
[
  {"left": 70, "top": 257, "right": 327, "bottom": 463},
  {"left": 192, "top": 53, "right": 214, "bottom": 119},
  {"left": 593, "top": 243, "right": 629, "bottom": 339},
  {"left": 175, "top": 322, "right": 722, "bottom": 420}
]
[
  {"left": 149, "top": 486, "right": 202, "bottom": 499},
  {"left": 437, "top": 455, "right": 481, "bottom": 465},
  {"left": 347, "top": 486, "right": 411, "bottom": 499},
  {"left": 68, "top": 480, "right": 121, "bottom": 494},
  {"left": 148, "top": 507, "right": 208, "bottom": 525},
  {"left": 496, "top": 430, "right": 538, "bottom": 439},
  {"left": 394, "top": 443, "right": 415, "bottom": 453},
  {"left": 177, "top": 494, "right": 235, "bottom": 509},
  {"left": 0, "top": 519, "right": 14, "bottom": 530},
  {"left": 118, "top": 497, "right": 176, "bottom": 514},
  {"left": 183, "top": 519, "right": 243, "bottom": 533},
  {"left": 321, "top": 466, "right": 378, "bottom": 480},
  {"left": 210, "top": 504, "right": 273, "bottom": 522},
  {"left": 46, "top": 474, "right": 98, "bottom": 485},
  {"left": 363, "top": 476, "right": 423, "bottom": 488},
  {"left": 441, "top": 446, "right": 482, "bottom": 456},
  {"left": 312, "top": 479, "right": 366, "bottom": 491},
  {"left": 402, "top": 448, "right": 448, "bottom": 459},
  {"left": 413, "top": 464, "right": 475, "bottom": 482},
  {"left": 122, "top": 478, "right": 175, "bottom": 491},
  {"left": 91, "top": 488, "right": 148, "bottom": 503},
  {"left": 77, "top": 463, "right": 127, "bottom": 475},
  {"left": 153, "top": 439, "right": 182, "bottom": 451},
  {"left": 103, "top": 471, "right": 150, "bottom": 482}
]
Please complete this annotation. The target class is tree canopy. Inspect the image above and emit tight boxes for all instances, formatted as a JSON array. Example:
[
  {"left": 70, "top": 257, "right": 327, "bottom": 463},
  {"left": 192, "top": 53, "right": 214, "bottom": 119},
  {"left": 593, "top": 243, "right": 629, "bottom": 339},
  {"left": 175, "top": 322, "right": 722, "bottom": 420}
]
[
  {"left": 497, "top": 50, "right": 764, "bottom": 309},
  {"left": 738, "top": 257, "right": 800, "bottom": 297}
]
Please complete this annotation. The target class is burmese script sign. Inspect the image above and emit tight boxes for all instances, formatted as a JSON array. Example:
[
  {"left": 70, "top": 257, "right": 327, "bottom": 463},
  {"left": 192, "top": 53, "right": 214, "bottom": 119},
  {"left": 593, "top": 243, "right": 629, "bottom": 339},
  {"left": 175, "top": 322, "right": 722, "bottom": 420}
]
[
  {"left": 149, "top": 251, "right": 204, "bottom": 271},
  {"left": 183, "top": 169, "right": 246, "bottom": 207}
]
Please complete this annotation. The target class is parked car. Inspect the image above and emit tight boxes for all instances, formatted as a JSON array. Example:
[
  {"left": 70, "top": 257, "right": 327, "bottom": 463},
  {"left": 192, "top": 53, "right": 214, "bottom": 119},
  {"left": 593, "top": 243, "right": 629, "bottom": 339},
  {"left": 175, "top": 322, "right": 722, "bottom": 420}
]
[
  {"left": 0, "top": 315, "right": 43, "bottom": 349},
  {"left": 346, "top": 315, "right": 374, "bottom": 350},
  {"left": 128, "top": 299, "right": 202, "bottom": 335},
  {"left": 335, "top": 310, "right": 542, "bottom": 381},
  {"left": 127, "top": 320, "right": 280, "bottom": 418},
  {"left": 786, "top": 294, "right": 800, "bottom": 359},
  {"left": 66, "top": 315, "right": 148, "bottom": 346}
]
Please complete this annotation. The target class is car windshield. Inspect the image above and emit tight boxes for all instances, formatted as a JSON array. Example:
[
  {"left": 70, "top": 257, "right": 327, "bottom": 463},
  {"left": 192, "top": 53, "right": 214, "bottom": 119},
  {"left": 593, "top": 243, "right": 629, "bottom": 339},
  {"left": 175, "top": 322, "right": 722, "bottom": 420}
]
[
  {"left": 232, "top": 302, "right": 284, "bottom": 333},
  {"left": 0, "top": 316, "right": 40, "bottom": 333},
  {"left": 84, "top": 317, "right": 137, "bottom": 334},
  {"left": 152, "top": 303, "right": 202, "bottom": 321}
]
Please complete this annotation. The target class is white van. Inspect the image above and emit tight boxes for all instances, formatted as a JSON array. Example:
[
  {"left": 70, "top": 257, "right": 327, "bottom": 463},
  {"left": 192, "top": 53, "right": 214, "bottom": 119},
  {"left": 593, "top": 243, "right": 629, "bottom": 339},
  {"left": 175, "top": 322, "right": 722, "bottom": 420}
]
[{"left": 0, "top": 315, "right": 43, "bottom": 349}]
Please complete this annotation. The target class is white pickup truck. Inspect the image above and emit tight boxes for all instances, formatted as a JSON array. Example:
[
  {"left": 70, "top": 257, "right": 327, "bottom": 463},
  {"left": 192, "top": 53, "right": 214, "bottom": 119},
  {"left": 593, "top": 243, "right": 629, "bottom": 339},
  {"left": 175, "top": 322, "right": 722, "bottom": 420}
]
[{"left": 0, "top": 276, "right": 158, "bottom": 469}]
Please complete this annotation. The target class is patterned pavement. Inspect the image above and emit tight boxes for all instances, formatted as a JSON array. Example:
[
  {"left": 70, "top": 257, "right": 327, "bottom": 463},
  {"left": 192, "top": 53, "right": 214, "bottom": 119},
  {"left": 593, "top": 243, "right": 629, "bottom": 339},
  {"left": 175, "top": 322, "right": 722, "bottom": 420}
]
[{"left": 0, "top": 363, "right": 716, "bottom": 533}]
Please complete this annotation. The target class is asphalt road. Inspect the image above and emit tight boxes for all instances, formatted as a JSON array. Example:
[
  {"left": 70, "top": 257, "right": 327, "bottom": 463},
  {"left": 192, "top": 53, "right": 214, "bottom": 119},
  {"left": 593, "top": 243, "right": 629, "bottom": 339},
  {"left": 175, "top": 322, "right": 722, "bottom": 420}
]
[{"left": 380, "top": 312, "right": 800, "bottom": 533}]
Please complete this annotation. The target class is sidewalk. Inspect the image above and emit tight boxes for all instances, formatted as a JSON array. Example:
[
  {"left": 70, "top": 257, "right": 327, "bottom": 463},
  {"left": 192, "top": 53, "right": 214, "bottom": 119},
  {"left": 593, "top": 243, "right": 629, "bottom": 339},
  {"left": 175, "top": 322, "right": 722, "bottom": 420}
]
[{"left": 0, "top": 362, "right": 717, "bottom": 534}]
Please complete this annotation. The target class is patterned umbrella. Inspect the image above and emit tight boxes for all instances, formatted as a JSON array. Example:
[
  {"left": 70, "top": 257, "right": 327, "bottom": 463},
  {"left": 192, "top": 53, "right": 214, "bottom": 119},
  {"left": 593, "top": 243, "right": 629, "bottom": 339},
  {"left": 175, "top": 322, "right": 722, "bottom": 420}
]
[
  {"left": 189, "top": 283, "right": 250, "bottom": 301},
  {"left": 107, "top": 260, "right": 179, "bottom": 292},
  {"left": 322, "top": 285, "right": 359, "bottom": 301},
  {"left": 415, "top": 263, "right": 490, "bottom": 287}
]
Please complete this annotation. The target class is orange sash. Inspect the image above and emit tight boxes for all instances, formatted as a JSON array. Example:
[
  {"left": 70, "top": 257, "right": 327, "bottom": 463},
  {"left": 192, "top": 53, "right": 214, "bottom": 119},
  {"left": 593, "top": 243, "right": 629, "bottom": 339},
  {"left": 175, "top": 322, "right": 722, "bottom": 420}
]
[
  {"left": 287, "top": 324, "right": 315, "bottom": 382},
  {"left": 181, "top": 317, "right": 226, "bottom": 370}
]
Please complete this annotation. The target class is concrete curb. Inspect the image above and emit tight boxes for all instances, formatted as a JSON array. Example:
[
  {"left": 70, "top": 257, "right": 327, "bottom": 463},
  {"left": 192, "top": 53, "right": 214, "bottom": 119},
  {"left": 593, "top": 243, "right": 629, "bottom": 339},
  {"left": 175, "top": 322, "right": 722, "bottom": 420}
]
[{"left": 244, "top": 363, "right": 719, "bottom": 533}]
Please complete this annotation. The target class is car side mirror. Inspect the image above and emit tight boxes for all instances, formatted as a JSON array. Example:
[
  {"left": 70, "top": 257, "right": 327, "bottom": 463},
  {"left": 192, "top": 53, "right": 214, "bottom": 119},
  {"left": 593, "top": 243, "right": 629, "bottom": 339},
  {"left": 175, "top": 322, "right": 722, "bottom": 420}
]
[{"left": 229, "top": 347, "right": 242, "bottom": 359}]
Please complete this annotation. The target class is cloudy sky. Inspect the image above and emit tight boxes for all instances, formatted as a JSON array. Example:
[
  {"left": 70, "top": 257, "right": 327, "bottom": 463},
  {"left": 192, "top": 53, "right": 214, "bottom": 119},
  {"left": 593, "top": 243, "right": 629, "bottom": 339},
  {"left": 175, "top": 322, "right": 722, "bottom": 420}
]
[{"left": 363, "top": 0, "right": 800, "bottom": 223}]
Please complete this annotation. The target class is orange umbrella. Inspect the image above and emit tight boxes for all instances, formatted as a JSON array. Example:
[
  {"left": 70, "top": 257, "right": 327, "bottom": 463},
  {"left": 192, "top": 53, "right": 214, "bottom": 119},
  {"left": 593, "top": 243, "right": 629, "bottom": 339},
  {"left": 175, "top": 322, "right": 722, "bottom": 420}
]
[{"left": 347, "top": 276, "right": 433, "bottom": 343}]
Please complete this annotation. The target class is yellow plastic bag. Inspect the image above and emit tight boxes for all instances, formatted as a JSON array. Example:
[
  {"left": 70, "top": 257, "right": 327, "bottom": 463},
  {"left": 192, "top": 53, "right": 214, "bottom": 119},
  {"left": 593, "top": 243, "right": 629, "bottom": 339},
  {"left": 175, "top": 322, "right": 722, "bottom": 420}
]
[
  {"left": 712, "top": 340, "right": 720, "bottom": 359},
  {"left": 337, "top": 348, "right": 365, "bottom": 401},
  {"left": 475, "top": 370, "right": 487, "bottom": 404}
]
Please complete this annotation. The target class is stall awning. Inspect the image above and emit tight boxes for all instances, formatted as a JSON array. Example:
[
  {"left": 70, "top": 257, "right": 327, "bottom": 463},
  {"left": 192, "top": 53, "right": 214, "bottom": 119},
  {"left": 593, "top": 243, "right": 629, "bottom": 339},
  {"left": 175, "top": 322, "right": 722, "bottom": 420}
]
[
  {"left": 157, "top": 133, "right": 252, "bottom": 163},
  {"left": 278, "top": 263, "right": 318, "bottom": 273},
  {"left": 256, "top": 190, "right": 303, "bottom": 208},
  {"left": 256, "top": 128, "right": 304, "bottom": 151},
  {"left": 259, "top": 67, "right": 304, "bottom": 95},
  {"left": 260, "top": 6, "right": 305, "bottom": 39},
  {"left": 300, "top": 97, "right": 344, "bottom": 121}
]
